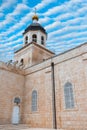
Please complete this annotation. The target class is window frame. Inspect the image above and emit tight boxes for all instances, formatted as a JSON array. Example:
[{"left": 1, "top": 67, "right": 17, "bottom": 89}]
[
  {"left": 31, "top": 90, "right": 38, "bottom": 112},
  {"left": 25, "top": 36, "right": 28, "bottom": 44},
  {"left": 41, "top": 36, "right": 44, "bottom": 45},
  {"left": 64, "top": 82, "right": 75, "bottom": 109},
  {"left": 32, "top": 34, "right": 37, "bottom": 43}
]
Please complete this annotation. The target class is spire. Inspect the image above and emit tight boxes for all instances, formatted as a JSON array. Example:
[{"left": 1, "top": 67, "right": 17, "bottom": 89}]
[{"left": 32, "top": 8, "right": 39, "bottom": 22}]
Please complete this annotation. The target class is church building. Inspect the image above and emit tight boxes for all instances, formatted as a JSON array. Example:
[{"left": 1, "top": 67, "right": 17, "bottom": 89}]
[{"left": 0, "top": 12, "right": 87, "bottom": 130}]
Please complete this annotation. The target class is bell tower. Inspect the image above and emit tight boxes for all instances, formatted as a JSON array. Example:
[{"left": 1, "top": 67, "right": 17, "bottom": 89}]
[
  {"left": 23, "top": 10, "right": 47, "bottom": 47},
  {"left": 14, "top": 11, "right": 54, "bottom": 68}
]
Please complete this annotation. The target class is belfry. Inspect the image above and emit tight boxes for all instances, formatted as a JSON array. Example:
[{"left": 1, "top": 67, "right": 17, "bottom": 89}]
[{"left": 14, "top": 11, "right": 54, "bottom": 68}]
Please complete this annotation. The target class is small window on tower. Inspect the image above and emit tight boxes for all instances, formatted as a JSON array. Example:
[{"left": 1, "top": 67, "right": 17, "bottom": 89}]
[
  {"left": 32, "top": 34, "right": 37, "bottom": 43},
  {"left": 25, "top": 36, "right": 28, "bottom": 44},
  {"left": 41, "top": 36, "right": 44, "bottom": 45},
  {"left": 20, "top": 58, "right": 24, "bottom": 65}
]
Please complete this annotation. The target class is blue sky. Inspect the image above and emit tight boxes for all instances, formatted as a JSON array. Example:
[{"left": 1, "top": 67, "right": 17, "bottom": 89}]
[{"left": 0, "top": 0, "right": 87, "bottom": 62}]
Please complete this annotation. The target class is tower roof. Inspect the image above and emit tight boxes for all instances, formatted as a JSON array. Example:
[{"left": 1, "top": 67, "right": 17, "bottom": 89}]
[
  {"left": 23, "top": 9, "right": 47, "bottom": 35},
  {"left": 23, "top": 22, "right": 47, "bottom": 35}
]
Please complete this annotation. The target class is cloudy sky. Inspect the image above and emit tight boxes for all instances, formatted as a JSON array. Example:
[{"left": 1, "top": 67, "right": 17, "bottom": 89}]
[{"left": 0, "top": 0, "right": 87, "bottom": 62}]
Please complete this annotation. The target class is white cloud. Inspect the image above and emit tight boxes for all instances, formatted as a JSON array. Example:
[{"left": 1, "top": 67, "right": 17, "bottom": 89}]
[
  {"left": 48, "top": 24, "right": 87, "bottom": 39},
  {"left": 49, "top": 31, "right": 87, "bottom": 42},
  {"left": 0, "top": 47, "right": 13, "bottom": 52},
  {"left": 0, "top": 3, "right": 30, "bottom": 29},
  {"left": 13, "top": 43, "right": 22, "bottom": 49},
  {"left": 0, "top": 12, "right": 4, "bottom": 17},
  {"left": 36, "top": 0, "right": 57, "bottom": 10},
  {"left": 39, "top": 17, "right": 51, "bottom": 24},
  {"left": 1, "top": 30, "right": 23, "bottom": 43},
  {"left": 43, "top": 0, "right": 86, "bottom": 16},
  {"left": 8, "top": 3, "right": 29, "bottom": 16},
  {"left": 22, "top": 0, "right": 28, "bottom": 4},
  {"left": 65, "top": 37, "right": 87, "bottom": 45},
  {"left": 65, "top": 16, "right": 87, "bottom": 25},
  {"left": 47, "top": 33, "right": 87, "bottom": 54},
  {"left": 0, "top": 0, "right": 57, "bottom": 36},
  {"left": 0, "top": 37, "right": 23, "bottom": 49},
  {"left": 45, "top": 21, "right": 61, "bottom": 30},
  {"left": 0, "top": 12, "right": 32, "bottom": 38},
  {"left": 47, "top": 38, "right": 87, "bottom": 54},
  {"left": 0, "top": 0, "right": 17, "bottom": 11},
  {"left": 54, "top": 13, "right": 73, "bottom": 21},
  {"left": 43, "top": 1, "right": 70, "bottom": 16}
]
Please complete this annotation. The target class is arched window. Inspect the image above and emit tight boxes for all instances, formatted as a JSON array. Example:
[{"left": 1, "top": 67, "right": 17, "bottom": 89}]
[
  {"left": 32, "top": 34, "right": 37, "bottom": 42},
  {"left": 32, "top": 90, "right": 37, "bottom": 112},
  {"left": 41, "top": 36, "right": 44, "bottom": 45},
  {"left": 25, "top": 36, "right": 28, "bottom": 44},
  {"left": 64, "top": 82, "right": 75, "bottom": 109}
]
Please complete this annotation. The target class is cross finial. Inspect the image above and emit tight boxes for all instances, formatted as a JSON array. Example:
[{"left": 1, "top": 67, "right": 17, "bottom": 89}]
[
  {"left": 35, "top": 7, "right": 36, "bottom": 14},
  {"left": 32, "top": 7, "right": 38, "bottom": 22}
]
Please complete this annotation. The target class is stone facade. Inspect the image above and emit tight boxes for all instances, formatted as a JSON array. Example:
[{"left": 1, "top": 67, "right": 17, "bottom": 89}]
[
  {"left": 14, "top": 42, "right": 54, "bottom": 68},
  {"left": 0, "top": 62, "right": 24, "bottom": 124},
  {"left": 0, "top": 42, "right": 87, "bottom": 129},
  {"left": 23, "top": 30, "right": 47, "bottom": 47},
  {"left": 0, "top": 12, "right": 87, "bottom": 130}
]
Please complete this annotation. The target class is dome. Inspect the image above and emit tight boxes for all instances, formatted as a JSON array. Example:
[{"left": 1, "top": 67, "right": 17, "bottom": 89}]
[
  {"left": 23, "top": 23, "right": 47, "bottom": 35},
  {"left": 32, "top": 14, "right": 39, "bottom": 21}
]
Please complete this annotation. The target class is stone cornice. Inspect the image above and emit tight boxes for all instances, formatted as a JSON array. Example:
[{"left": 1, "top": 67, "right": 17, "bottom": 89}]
[{"left": 15, "top": 42, "right": 55, "bottom": 55}]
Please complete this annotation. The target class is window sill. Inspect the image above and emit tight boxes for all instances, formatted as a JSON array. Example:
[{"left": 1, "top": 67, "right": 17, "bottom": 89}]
[{"left": 63, "top": 107, "right": 78, "bottom": 112}]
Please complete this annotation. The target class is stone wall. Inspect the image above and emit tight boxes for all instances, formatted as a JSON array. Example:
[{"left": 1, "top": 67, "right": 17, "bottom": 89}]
[
  {"left": 0, "top": 63, "right": 25, "bottom": 124},
  {"left": 23, "top": 64, "right": 53, "bottom": 128},
  {"left": 23, "top": 43, "right": 87, "bottom": 129},
  {"left": 0, "top": 43, "right": 87, "bottom": 129}
]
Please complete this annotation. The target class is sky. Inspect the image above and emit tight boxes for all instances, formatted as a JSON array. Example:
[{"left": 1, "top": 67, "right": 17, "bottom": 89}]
[{"left": 0, "top": 0, "right": 87, "bottom": 62}]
